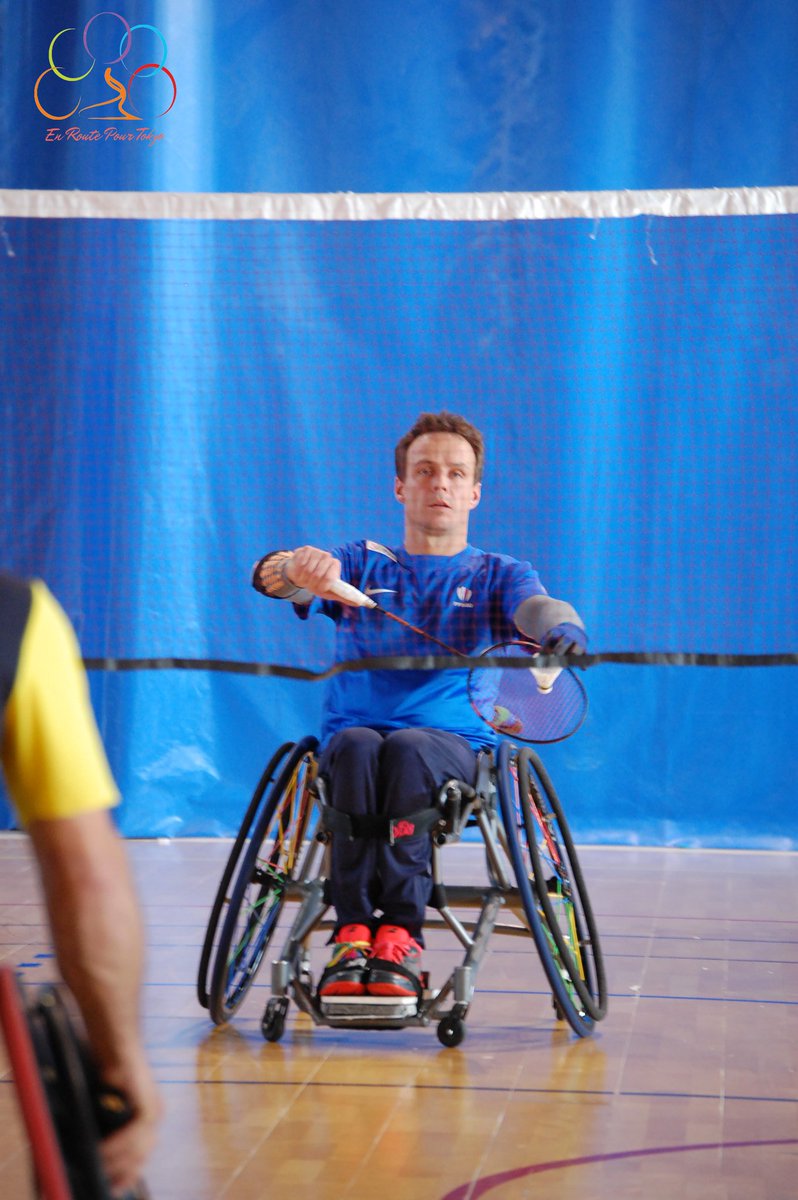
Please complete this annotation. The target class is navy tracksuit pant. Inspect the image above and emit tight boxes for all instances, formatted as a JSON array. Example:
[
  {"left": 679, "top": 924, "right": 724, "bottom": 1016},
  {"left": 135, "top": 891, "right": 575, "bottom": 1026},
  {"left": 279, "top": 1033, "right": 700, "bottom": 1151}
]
[{"left": 317, "top": 726, "right": 478, "bottom": 940}]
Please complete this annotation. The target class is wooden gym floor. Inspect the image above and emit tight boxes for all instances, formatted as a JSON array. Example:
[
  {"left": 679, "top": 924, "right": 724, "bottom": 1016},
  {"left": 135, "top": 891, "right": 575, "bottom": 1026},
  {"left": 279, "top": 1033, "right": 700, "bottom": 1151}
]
[{"left": 0, "top": 835, "right": 796, "bottom": 1199}]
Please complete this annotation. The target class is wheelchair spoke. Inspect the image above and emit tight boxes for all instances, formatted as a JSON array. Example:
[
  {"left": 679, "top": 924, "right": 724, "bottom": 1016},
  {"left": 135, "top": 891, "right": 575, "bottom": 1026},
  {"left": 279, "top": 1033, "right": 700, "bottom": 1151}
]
[
  {"left": 536, "top": 913, "right": 587, "bottom": 1015},
  {"left": 539, "top": 891, "right": 588, "bottom": 991}
]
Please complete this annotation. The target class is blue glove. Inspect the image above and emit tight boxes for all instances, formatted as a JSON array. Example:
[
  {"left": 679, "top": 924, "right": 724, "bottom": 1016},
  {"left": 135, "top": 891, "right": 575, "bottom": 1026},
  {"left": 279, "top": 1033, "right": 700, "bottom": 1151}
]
[{"left": 540, "top": 622, "right": 588, "bottom": 657}]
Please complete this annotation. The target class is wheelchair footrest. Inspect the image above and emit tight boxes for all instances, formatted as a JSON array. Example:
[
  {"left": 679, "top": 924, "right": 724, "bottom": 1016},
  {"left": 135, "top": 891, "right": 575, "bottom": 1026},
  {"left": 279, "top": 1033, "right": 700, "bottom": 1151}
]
[{"left": 320, "top": 995, "right": 420, "bottom": 1024}]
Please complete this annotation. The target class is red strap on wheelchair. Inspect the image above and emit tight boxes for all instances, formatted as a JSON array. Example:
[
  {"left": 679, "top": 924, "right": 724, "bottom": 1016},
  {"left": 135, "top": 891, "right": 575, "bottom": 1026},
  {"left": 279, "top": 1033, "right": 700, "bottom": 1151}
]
[{"left": 320, "top": 806, "right": 444, "bottom": 844}]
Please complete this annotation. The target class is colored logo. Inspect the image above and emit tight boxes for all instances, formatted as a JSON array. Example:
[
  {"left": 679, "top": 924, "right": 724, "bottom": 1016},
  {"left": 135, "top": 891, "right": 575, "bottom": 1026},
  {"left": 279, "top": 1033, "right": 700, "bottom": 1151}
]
[
  {"left": 391, "top": 820, "right": 416, "bottom": 840},
  {"left": 34, "top": 12, "right": 176, "bottom": 125}
]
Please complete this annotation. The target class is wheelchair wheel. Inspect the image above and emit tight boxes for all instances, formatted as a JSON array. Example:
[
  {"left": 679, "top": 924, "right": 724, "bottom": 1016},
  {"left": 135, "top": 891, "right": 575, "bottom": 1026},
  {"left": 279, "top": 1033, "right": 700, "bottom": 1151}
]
[
  {"left": 518, "top": 748, "right": 607, "bottom": 1023},
  {"left": 496, "top": 740, "right": 607, "bottom": 1037},
  {"left": 261, "top": 997, "right": 289, "bottom": 1043},
  {"left": 198, "top": 742, "right": 294, "bottom": 1008},
  {"left": 206, "top": 736, "right": 318, "bottom": 1025}
]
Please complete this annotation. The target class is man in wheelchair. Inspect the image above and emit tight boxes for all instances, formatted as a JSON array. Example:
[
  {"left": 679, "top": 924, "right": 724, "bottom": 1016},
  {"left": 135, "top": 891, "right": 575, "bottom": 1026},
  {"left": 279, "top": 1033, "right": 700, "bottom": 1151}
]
[{"left": 252, "top": 412, "right": 587, "bottom": 1004}]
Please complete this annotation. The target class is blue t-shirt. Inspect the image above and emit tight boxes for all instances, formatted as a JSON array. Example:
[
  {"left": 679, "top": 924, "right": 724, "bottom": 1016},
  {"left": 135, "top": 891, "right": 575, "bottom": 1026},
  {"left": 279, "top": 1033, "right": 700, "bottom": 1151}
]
[{"left": 297, "top": 540, "right": 545, "bottom": 749}]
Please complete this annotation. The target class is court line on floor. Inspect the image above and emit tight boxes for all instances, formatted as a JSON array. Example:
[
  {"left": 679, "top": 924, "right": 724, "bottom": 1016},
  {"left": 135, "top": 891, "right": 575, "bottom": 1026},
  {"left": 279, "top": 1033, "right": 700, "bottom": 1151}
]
[
  {"left": 137, "top": 979, "right": 798, "bottom": 1007},
  {"left": 439, "top": 1138, "right": 798, "bottom": 1200},
  {"left": 113, "top": 1078, "right": 798, "bottom": 1106},
  {"left": 6, "top": 960, "right": 796, "bottom": 1010}
]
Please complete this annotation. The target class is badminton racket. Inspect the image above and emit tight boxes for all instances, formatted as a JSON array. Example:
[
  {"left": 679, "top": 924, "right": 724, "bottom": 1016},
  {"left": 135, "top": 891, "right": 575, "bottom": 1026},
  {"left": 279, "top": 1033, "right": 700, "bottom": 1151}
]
[{"left": 328, "top": 579, "right": 587, "bottom": 744}]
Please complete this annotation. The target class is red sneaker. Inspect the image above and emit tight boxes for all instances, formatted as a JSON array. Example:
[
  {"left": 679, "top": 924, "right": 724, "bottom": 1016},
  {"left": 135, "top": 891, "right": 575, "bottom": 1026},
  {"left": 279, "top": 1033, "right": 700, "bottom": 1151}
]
[
  {"left": 318, "top": 924, "right": 372, "bottom": 997},
  {"left": 366, "top": 925, "right": 423, "bottom": 998}
]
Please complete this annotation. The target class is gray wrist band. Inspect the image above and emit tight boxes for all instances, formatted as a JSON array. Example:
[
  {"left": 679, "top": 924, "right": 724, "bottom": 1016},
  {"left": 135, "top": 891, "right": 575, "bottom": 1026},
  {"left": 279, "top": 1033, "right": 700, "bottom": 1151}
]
[{"left": 513, "top": 594, "right": 585, "bottom": 642}]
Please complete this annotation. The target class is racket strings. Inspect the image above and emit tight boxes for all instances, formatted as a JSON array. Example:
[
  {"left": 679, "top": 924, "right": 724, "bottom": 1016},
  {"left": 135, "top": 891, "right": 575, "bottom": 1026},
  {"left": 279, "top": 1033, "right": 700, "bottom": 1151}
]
[
  {"left": 368, "top": 608, "right": 588, "bottom": 745},
  {"left": 495, "top": 666, "right": 584, "bottom": 741},
  {"left": 469, "top": 643, "right": 588, "bottom": 744}
]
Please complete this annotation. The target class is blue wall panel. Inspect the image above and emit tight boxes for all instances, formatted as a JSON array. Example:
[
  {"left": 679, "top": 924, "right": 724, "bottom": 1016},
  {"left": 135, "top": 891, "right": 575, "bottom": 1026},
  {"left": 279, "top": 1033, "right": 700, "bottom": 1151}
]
[
  {"left": 4, "top": 1, "right": 798, "bottom": 193},
  {"left": 1, "top": 2, "right": 796, "bottom": 845}
]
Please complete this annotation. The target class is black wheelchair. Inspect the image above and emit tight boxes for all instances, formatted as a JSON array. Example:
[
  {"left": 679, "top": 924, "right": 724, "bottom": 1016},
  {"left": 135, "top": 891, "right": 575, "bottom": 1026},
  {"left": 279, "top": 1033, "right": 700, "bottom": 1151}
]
[{"left": 197, "top": 735, "right": 607, "bottom": 1046}]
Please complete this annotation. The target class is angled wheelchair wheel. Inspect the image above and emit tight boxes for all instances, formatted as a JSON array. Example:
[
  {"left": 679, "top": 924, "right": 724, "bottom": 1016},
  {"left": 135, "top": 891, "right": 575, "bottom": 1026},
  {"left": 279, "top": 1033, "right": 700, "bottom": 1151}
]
[
  {"left": 518, "top": 748, "right": 607, "bottom": 1023},
  {"left": 207, "top": 736, "right": 318, "bottom": 1025},
  {"left": 496, "top": 740, "right": 607, "bottom": 1037},
  {"left": 198, "top": 741, "right": 297, "bottom": 1008}
]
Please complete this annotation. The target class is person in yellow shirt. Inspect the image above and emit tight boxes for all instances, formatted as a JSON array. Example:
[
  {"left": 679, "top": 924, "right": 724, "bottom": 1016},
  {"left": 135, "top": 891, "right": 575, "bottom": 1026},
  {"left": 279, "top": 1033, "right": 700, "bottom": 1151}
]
[{"left": 0, "top": 571, "right": 161, "bottom": 1196}]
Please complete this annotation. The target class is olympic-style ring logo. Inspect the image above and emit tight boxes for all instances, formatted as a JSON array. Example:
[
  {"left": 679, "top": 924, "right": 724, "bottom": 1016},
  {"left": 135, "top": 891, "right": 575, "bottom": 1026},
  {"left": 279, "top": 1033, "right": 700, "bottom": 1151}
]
[{"left": 34, "top": 12, "right": 177, "bottom": 122}]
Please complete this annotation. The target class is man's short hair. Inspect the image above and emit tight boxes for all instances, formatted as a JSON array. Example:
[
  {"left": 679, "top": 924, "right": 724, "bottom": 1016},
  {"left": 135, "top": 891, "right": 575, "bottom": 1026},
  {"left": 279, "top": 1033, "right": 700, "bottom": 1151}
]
[{"left": 394, "top": 412, "right": 485, "bottom": 482}]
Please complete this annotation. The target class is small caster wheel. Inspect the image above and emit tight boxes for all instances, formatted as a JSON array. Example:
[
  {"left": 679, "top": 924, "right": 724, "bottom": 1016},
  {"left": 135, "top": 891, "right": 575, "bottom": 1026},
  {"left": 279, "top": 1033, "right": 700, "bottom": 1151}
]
[
  {"left": 261, "top": 998, "right": 288, "bottom": 1043},
  {"left": 437, "top": 1016, "right": 465, "bottom": 1048}
]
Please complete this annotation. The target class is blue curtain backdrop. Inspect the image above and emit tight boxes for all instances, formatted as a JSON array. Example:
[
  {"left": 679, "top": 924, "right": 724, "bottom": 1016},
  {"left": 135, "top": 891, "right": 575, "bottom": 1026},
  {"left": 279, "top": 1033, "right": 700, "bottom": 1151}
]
[
  {"left": 5, "top": 2, "right": 798, "bottom": 193},
  {"left": 1, "top": 2, "right": 796, "bottom": 846}
]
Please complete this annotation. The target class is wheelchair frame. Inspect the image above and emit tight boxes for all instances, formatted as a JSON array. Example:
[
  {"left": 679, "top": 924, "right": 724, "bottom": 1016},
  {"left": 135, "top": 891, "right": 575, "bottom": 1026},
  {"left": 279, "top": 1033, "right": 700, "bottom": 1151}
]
[{"left": 197, "top": 735, "right": 607, "bottom": 1047}]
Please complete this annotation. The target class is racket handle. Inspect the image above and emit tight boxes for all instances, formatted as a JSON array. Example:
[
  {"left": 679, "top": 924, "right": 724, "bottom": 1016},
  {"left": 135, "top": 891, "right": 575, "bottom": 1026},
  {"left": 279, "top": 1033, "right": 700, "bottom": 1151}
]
[{"left": 329, "top": 579, "right": 378, "bottom": 608}]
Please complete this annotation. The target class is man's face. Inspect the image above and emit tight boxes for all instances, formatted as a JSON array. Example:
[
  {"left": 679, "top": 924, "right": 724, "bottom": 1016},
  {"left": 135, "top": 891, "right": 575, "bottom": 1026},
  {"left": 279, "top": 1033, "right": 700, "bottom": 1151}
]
[{"left": 394, "top": 432, "right": 481, "bottom": 542}]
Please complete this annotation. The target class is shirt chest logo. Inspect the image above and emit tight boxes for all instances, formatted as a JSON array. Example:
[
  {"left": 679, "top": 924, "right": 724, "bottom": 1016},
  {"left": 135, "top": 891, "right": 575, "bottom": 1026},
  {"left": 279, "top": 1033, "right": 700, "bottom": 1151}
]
[{"left": 454, "top": 586, "right": 474, "bottom": 608}]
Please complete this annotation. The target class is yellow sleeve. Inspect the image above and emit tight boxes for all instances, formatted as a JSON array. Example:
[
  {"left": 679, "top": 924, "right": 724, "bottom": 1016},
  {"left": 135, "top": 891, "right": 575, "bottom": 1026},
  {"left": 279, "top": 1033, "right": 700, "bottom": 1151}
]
[{"left": 1, "top": 581, "right": 119, "bottom": 825}]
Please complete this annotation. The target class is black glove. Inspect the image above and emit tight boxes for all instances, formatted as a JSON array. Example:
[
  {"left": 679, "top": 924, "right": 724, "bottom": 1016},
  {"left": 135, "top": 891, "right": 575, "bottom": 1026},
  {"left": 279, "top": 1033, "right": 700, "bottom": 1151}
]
[{"left": 540, "top": 622, "right": 588, "bottom": 658}]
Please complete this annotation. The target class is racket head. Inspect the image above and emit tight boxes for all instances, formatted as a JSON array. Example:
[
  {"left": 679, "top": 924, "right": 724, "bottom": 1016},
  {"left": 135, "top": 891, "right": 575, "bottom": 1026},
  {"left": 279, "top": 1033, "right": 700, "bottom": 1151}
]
[{"left": 468, "top": 640, "right": 588, "bottom": 744}]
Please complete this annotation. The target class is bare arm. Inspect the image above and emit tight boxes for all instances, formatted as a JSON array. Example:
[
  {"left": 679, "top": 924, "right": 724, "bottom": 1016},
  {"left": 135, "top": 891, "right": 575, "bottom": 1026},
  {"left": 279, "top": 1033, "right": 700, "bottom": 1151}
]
[{"left": 27, "top": 810, "right": 161, "bottom": 1196}]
